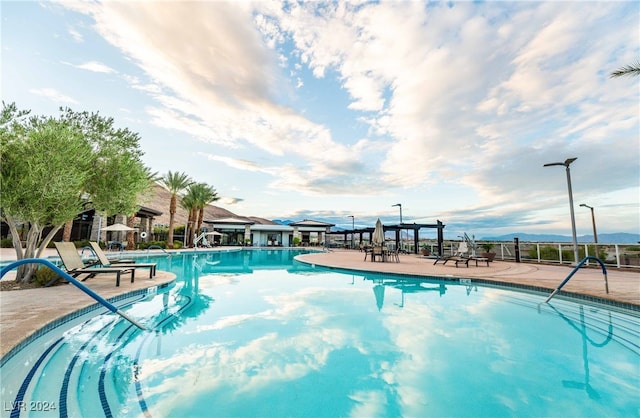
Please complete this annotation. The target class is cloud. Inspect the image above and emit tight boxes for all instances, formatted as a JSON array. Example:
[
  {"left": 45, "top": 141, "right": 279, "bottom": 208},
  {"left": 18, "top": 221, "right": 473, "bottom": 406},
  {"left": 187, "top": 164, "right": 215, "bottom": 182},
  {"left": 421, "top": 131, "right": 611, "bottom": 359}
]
[
  {"left": 221, "top": 197, "right": 244, "bottom": 205},
  {"left": 54, "top": 0, "right": 638, "bottom": 233},
  {"left": 74, "top": 60, "right": 117, "bottom": 73},
  {"left": 67, "top": 26, "right": 83, "bottom": 42},
  {"left": 29, "top": 87, "right": 78, "bottom": 104}
]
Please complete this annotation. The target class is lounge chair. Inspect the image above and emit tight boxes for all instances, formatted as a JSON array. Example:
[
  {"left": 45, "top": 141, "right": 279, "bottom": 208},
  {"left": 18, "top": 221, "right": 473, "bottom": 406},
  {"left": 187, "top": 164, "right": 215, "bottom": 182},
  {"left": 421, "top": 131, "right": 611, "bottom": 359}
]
[
  {"left": 434, "top": 242, "right": 469, "bottom": 266},
  {"left": 89, "top": 242, "right": 157, "bottom": 278},
  {"left": 54, "top": 242, "right": 135, "bottom": 287},
  {"left": 433, "top": 241, "right": 490, "bottom": 267}
]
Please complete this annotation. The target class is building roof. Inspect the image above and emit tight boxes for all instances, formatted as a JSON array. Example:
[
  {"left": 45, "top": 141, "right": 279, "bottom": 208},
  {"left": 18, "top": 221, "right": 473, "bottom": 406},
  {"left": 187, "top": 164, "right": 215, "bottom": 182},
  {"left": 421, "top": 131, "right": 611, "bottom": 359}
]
[
  {"left": 136, "top": 206, "right": 163, "bottom": 218},
  {"left": 289, "top": 219, "right": 335, "bottom": 227},
  {"left": 205, "top": 217, "right": 256, "bottom": 225}
]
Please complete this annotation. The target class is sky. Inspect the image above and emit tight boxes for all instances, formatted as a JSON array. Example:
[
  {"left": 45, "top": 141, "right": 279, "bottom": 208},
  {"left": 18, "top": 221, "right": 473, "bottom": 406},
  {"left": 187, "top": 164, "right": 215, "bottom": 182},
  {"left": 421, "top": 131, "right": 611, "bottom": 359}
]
[{"left": 2, "top": 0, "right": 639, "bottom": 239}]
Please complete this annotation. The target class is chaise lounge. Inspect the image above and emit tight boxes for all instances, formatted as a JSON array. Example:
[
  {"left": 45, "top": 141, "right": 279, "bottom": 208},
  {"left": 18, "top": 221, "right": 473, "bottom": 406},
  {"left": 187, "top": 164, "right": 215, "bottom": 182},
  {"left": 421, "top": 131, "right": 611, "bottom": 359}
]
[
  {"left": 89, "top": 242, "right": 157, "bottom": 278},
  {"left": 54, "top": 242, "right": 135, "bottom": 287}
]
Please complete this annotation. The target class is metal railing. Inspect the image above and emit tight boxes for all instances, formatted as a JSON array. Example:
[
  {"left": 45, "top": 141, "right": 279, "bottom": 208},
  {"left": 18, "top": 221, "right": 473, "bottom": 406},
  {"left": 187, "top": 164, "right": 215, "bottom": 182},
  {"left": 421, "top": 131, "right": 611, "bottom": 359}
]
[
  {"left": 427, "top": 241, "right": 639, "bottom": 269},
  {"left": 0, "top": 259, "right": 147, "bottom": 330},
  {"left": 544, "top": 256, "right": 608, "bottom": 303},
  {"left": 146, "top": 245, "right": 169, "bottom": 254}
]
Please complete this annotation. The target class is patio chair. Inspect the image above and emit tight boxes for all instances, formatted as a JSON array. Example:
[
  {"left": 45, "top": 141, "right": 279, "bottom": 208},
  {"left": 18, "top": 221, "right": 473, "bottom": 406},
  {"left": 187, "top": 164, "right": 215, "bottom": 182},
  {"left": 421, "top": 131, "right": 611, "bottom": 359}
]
[
  {"left": 387, "top": 248, "right": 400, "bottom": 263},
  {"left": 371, "top": 246, "right": 385, "bottom": 262},
  {"left": 89, "top": 242, "right": 157, "bottom": 278},
  {"left": 54, "top": 242, "right": 135, "bottom": 287}
]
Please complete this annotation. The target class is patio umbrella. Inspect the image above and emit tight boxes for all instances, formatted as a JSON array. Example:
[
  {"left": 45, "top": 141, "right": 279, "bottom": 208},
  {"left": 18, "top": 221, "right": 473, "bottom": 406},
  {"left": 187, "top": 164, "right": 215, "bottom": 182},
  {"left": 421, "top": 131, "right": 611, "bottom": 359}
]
[
  {"left": 101, "top": 223, "right": 137, "bottom": 232},
  {"left": 373, "top": 284, "right": 385, "bottom": 311},
  {"left": 372, "top": 218, "right": 385, "bottom": 245}
]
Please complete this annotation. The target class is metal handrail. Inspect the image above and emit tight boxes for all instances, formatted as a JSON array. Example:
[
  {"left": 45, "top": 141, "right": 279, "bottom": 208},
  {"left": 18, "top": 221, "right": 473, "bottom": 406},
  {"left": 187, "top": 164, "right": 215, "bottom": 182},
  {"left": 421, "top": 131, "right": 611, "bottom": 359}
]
[
  {"left": 0, "top": 259, "right": 146, "bottom": 330},
  {"left": 544, "top": 256, "right": 608, "bottom": 303},
  {"left": 147, "top": 245, "right": 169, "bottom": 254}
]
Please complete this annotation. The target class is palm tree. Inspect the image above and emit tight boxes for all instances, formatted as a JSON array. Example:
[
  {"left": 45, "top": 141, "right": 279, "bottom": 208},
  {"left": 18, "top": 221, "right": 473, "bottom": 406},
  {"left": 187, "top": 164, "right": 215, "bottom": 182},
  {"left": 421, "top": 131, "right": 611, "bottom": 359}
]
[
  {"left": 159, "top": 171, "right": 192, "bottom": 249},
  {"left": 610, "top": 61, "right": 640, "bottom": 78},
  {"left": 180, "top": 188, "right": 198, "bottom": 247},
  {"left": 180, "top": 183, "right": 219, "bottom": 247},
  {"left": 192, "top": 183, "right": 219, "bottom": 237}
]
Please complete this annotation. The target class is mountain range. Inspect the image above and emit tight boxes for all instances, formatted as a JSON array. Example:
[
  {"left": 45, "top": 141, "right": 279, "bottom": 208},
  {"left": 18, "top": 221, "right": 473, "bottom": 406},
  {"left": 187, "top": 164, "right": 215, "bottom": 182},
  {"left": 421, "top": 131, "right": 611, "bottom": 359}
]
[{"left": 481, "top": 232, "right": 639, "bottom": 244}]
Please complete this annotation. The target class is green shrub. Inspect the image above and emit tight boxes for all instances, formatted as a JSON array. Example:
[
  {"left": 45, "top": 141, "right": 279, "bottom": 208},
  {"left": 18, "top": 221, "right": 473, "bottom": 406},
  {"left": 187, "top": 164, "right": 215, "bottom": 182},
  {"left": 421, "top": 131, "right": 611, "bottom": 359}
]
[
  {"left": 172, "top": 241, "right": 183, "bottom": 249},
  {"left": 529, "top": 245, "right": 589, "bottom": 262},
  {"left": 137, "top": 240, "right": 167, "bottom": 250},
  {"left": 0, "top": 238, "right": 12, "bottom": 248},
  {"left": 479, "top": 242, "right": 494, "bottom": 252},
  {"left": 529, "top": 246, "right": 560, "bottom": 260},
  {"left": 33, "top": 266, "right": 60, "bottom": 287}
]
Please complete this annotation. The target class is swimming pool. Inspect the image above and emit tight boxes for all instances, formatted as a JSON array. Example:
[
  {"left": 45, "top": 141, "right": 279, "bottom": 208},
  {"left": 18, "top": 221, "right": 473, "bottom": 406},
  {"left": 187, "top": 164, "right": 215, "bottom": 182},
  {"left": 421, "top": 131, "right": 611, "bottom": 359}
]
[{"left": 1, "top": 249, "right": 638, "bottom": 417}]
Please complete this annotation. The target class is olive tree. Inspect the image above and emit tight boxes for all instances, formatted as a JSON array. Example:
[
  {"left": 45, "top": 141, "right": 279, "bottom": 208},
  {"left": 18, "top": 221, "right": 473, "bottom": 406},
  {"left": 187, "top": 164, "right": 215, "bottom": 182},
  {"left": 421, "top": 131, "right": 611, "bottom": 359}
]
[{"left": 0, "top": 103, "right": 153, "bottom": 283}]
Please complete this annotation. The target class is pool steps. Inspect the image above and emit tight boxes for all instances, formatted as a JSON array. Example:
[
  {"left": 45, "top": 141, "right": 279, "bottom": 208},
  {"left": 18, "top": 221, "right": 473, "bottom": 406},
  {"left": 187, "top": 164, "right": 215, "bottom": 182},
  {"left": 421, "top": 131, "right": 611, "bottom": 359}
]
[{"left": 0, "top": 259, "right": 147, "bottom": 331}]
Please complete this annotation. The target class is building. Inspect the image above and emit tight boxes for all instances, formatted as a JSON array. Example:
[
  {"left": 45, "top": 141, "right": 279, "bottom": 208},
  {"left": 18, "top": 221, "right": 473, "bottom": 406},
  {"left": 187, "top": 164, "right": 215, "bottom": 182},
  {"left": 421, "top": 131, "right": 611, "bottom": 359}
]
[{"left": 203, "top": 218, "right": 335, "bottom": 247}]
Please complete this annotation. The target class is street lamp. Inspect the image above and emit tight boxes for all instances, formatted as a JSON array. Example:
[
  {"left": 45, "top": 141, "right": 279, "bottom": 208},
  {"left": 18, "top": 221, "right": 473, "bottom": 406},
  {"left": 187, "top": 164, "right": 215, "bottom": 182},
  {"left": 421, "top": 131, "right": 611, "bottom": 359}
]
[
  {"left": 579, "top": 203, "right": 598, "bottom": 257},
  {"left": 544, "top": 157, "right": 579, "bottom": 264},
  {"left": 347, "top": 215, "right": 355, "bottom": 249},
  {"left": 392, "top": 203, "right": 402, "bottom": 251}
]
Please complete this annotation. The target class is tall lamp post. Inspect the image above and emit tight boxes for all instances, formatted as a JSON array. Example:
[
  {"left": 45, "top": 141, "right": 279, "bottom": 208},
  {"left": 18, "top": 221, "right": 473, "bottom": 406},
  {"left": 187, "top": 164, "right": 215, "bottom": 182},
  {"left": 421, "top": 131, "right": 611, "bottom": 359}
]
[
  {"left": 579, "top": 203, "right": 598, "bottom": 257},
  {"left": 392, "top": 203, "right": 402, "bottom": 251},
  {"left": 544, "top": 157, "right": 579, "bottom": 264},
  {"left": 347, "top": 215, "right": 355, "bottom": 249}
]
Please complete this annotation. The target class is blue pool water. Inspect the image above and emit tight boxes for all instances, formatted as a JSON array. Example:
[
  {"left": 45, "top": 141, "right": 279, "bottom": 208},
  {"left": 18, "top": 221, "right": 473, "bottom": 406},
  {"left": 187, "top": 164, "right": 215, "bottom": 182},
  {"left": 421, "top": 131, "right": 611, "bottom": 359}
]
[{"left": 1, "top": 249, "right": 639, "bottom": 417}]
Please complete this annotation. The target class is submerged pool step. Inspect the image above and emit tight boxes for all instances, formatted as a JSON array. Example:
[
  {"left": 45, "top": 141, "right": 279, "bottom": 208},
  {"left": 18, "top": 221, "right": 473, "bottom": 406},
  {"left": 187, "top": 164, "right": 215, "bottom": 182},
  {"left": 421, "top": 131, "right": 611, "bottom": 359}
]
[{"left": 498, "top": 291, "right": 640, "bottom": 354}]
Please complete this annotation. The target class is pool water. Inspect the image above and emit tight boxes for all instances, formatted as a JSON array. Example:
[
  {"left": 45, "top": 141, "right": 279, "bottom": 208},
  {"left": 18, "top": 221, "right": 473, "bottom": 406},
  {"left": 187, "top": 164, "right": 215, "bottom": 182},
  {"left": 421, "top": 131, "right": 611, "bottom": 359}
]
[{"left": 1, "top": 249, "right": 639, "bottom": 417}]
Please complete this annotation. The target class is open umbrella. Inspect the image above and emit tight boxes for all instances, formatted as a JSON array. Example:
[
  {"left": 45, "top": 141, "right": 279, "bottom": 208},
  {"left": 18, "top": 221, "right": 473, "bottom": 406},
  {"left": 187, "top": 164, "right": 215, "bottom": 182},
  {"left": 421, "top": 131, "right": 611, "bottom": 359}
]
[
  {"left": 372, "top": 218, "right": 385, "bottom": 245},
  {"left": 101, "top": 223, "right": 137, "bottom": 232}
]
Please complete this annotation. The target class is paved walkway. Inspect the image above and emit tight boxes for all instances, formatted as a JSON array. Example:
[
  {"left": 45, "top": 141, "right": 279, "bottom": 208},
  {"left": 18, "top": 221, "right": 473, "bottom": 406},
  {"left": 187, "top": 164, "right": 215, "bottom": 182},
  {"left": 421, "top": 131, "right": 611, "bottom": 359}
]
[{"left": 1, "top": 247, "right": 638, "bottom": 359}]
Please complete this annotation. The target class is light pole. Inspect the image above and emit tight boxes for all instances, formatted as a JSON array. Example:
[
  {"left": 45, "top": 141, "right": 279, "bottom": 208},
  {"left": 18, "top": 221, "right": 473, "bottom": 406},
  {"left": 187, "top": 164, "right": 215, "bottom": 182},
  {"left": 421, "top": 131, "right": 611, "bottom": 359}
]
[
  {"left": 580, "top": 203, "right": 598, "bottom": 257},
  {"left": 347, "top": 215, "right": 355, "bottom": 249},
  {"left": 392, "top": 203, "right": 402, "bottom": 251},
  {"left": 544, "top": 157, "right": 579, "bottom": 264}
]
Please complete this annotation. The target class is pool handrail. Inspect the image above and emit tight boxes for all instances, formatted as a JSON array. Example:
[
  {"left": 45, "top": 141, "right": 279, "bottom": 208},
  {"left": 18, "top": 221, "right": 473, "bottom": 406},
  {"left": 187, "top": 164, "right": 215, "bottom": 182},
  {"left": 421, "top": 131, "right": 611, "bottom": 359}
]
[
  {"left": 0, "top": 258, "right": 147, "bottom": 330},
  {"left": 147, "top": 245, "right": 169, "bottom": 254},
  {"left": 544, "top": 256, "right": 608, "bottom": 303}
]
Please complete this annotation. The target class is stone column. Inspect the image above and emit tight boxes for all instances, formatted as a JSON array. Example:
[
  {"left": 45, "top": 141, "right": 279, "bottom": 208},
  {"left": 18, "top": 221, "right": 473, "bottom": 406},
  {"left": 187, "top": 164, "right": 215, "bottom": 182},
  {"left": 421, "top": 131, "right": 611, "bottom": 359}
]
[
  {"left": 90, "top": 213, "right": 106, "bottom": 243},
  {"left": 244, "top": 225, "right": 251, "bottom": 245}
]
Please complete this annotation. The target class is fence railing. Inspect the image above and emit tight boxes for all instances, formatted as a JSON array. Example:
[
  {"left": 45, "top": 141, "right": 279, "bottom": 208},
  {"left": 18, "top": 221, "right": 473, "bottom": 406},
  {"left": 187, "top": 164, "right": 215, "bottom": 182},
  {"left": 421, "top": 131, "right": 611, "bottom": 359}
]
[{"left": 430, "top": 241, "right": 640, "bottom": 269}]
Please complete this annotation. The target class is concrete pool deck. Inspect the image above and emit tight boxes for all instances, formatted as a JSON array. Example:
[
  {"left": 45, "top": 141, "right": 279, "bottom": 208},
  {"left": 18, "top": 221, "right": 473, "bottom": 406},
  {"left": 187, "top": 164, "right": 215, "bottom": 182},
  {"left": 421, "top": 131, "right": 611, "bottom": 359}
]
[{"left": 1, "top": 247, "right": 638, "bottom": 358}]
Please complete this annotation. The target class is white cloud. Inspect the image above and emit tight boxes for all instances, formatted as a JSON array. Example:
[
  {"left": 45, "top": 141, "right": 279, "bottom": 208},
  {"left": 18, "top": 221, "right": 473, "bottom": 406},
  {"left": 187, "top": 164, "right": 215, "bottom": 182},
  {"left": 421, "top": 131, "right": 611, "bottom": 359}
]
[
  {"left": 30, "top": 0, "right": 638, "bottom": 234},
  {"left": 67, "top": 26, "right": 83, "bottom": 42},
  {"left": 74, "top": 60, "right": 116, "bottom": 73},
  {"left": 29, "top": 87, "right": 78, "bottom": 104}
]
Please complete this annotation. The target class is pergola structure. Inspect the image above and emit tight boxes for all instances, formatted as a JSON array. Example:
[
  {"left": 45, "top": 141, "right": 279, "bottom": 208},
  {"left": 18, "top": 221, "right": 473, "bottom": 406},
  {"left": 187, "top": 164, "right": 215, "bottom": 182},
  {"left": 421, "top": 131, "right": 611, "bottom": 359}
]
[{"left": 327, "top": 221, "right": 446, "bottom": 255}]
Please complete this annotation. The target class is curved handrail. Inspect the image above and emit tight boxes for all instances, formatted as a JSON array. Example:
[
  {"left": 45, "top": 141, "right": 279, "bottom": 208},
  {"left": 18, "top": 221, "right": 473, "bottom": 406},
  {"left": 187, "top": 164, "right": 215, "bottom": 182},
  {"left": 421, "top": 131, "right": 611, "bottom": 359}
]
[
  {"left": 0, "top": 259, "right": 146, "bottom": 330},
  {"left": 545, "top": 256, "right": 608, "bottom": 303},
  {"left": 147, "top": 245, "right": 169, "bottom": 254},
  {"left": 80, "top": 246, "right": 94, "bottom": 257}
]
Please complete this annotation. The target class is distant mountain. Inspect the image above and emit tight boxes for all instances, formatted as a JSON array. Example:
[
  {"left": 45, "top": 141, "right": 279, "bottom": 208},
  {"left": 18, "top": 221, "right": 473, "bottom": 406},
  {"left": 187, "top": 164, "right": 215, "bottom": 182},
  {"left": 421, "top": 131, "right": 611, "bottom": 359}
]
[
  {"left": 272, "top": 219, "right": 295, "bottom": 226},
  {"left": 482, "top": 232, "right": 640, "bottom": 244}
]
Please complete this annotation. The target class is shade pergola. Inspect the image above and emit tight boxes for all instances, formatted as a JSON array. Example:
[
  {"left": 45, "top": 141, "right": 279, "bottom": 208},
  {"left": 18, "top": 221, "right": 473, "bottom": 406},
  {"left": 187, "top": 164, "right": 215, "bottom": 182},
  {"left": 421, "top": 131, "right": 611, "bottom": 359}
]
[{"left": 327, "top": 220, "right": 446, "bottom": 254}]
